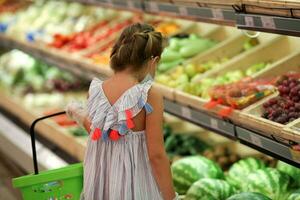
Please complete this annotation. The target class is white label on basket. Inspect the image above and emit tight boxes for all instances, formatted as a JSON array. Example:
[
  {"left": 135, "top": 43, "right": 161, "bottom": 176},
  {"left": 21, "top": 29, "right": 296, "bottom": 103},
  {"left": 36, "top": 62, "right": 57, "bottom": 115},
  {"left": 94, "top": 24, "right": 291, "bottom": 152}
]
[
  {"left": 261, "top": 16, "right": 275, "bottom": 29},
  {"left": 179, "top": 6, "right": 188, "bottom": 16},
  {"left": 149, "top": 2, "right": 159, "bottom": 12},
  {"left": 181, "top": 106, "right": 191, "bottom": 120},
  {"left": 250, "top": 134, "right": 262, "bottom": 147},
  {"left": 210, "top": 118, "right": 219, "bottom": 130},
  {"left": 212, "top": 8, "right": 224, "bottom": 20},
  {"left": 245, "top": 16, "right": 254, "bottom": 27}
]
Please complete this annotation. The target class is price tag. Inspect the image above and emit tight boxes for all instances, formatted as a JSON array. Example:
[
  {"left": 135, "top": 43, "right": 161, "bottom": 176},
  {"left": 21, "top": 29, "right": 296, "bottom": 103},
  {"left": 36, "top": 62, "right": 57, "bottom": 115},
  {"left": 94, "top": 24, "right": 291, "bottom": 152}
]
[
  {"left": 149, "top": 2, "right": 159, "bottom": 12},
  {"left": 127, "top": 1, "right": 134, "bottom": 8},
  {"left": 212, "top": 9, "right": 224, "bottom": 20},
  {"left": 261, "top": 16, "right": 275, "bottom": 29},
  {"left": 181, "top": 106, "right": 191, "bottom": 120},
  {"left": 290, "top": 149, "right": 300, "bottom": 163},
  {"left": 245, "top": 16, "right": 254, "bottom": 27},
  {"left": 250, "top": 134, "right": 262, "bottom": 147},
  {"left": 210, "top": 118, "right": 219, "bottom": 130},
  {"left": 179, "top": 6, "right": 188, "bottom": 16}
]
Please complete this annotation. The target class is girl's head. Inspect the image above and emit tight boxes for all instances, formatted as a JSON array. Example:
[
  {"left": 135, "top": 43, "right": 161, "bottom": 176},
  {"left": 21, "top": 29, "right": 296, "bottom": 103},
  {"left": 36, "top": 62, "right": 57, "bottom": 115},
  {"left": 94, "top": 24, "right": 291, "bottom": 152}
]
[{"left": 110, "top": 23, "right": 163, "bottom": 80}]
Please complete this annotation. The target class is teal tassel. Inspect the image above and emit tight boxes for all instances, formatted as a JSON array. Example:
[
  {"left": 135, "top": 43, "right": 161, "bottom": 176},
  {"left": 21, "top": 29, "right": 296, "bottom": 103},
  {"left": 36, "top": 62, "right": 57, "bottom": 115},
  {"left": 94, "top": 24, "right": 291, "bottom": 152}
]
[
  {"left": 118, "top": 123, "right": 128, "bottom": 135},
  {"left": 138, "top": 97, "right": 144, "bottom": 109},
  {"left": 102, "top": 130, "right": 109, "bottom": 141},
  {"left": 144, "top": 103, "right": 153, "bottom": 114}
]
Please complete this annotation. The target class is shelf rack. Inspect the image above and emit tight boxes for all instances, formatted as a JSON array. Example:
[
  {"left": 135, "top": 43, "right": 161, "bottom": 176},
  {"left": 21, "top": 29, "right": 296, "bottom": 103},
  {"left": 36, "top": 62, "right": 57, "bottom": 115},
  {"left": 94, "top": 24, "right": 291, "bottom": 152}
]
[
  {"left": 58, "top": 0, "right": 300, "bottom": 36},
  {"left": 0, "top": 34, "right": 299, "bottom": 167}
]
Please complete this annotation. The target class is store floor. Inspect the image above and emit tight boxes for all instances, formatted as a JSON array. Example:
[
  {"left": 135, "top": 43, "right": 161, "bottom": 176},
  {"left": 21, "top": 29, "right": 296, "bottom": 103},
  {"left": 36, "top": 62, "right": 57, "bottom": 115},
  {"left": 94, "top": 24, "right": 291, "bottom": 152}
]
[{"left": 0, "top": 151, "right": 23, "bottom": 200}]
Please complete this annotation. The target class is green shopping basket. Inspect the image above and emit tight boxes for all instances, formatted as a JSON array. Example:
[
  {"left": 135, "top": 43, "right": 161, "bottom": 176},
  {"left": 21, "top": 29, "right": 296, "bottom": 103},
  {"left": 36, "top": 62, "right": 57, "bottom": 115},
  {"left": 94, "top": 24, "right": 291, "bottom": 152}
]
[{"left": 12, "top": 111, "right": 83, "bottom": 200}]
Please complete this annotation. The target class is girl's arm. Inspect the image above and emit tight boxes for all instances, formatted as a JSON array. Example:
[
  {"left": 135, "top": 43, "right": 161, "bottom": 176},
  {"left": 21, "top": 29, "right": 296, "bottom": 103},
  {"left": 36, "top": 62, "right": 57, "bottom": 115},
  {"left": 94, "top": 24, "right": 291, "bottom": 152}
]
[{"left": 146, "top": 87, "right": 176, "bottom": 200}]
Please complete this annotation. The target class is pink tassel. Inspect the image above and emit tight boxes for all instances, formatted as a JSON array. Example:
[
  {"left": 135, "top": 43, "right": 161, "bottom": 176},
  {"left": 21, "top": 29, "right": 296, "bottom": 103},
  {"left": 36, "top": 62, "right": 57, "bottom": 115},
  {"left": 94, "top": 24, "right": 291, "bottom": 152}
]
[
  {"left": 125, "top": 109, "right": 135, "bottom": 129},
  {"left": 92, "top": 128, "right": 101, "bottom": 141},
  {"left": 110, "top": 130, "right": 121, "bottom": 141}
]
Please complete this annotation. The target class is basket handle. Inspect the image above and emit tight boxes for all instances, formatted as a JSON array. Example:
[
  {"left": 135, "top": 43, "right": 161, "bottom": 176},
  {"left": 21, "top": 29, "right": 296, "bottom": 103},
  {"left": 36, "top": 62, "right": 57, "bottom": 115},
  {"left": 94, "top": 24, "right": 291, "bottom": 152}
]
[{"left": 30, "top": 111, "right": 66, "bottom": 175}]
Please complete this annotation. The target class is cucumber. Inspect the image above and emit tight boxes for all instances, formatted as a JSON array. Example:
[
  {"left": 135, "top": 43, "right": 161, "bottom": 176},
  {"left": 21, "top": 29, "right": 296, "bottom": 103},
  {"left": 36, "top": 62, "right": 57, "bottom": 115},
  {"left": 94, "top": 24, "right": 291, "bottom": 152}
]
[
  {"left": 160, "top": 49, "right": 181, "bottom": 63},
  {"left": 158, "top": 59, "right": 184, "bottom": 72}
]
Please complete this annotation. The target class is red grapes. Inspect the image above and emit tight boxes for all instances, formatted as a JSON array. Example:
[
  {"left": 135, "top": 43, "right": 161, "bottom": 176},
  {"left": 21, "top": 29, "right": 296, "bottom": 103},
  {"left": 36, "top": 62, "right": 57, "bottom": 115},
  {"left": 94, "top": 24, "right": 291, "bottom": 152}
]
[{"left": 262, "top": 76, "right": 300, "bottom": 124}]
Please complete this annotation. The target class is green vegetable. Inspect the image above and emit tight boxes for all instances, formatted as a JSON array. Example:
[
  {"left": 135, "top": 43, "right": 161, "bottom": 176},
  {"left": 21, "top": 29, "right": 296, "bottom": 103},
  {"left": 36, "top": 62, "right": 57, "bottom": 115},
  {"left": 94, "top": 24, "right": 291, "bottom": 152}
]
[
  {"left": 158, "top": 58, "right": 184, "bottom": 72},
  {"left": 288, "top": 189, "right": 300, "bottom": 200},
  {"left": 185, "top": 178, "right": 235, "bottom": 200},
  {"left": 179, "top": 40, "right": 215, "bottom": 58},
  {"left": 244, "top": 168, "right": 290, "bottom": 200},
  {"left": 171, "top": 156, "right": 224, "bottom": 194},
  {"left": 226, "top": 157, "right": 265, "bottom": 190},
  {"left": 160, "top": 49, "right": 181, "bottom": 63},
  {"left": 70, "top": 127, "right": 88, "bottom": 137},
  {"left": 277, "top": 160, "right": 300, "bottom": 187},
  {"left": 226, "top": 192, "right": 271, "bottom": 200}
]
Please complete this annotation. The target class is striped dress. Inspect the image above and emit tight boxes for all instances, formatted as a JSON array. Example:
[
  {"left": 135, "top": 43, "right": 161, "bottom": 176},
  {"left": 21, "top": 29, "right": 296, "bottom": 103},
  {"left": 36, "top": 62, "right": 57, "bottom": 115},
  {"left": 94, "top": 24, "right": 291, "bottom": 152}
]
[{"left": 80, "top": 78, "right": 163, "bottom": 200}]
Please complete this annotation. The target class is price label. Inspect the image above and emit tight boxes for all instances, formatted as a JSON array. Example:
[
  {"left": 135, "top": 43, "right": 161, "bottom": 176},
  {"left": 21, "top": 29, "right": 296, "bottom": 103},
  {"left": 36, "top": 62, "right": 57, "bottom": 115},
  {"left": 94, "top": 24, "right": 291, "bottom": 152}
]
[
  {"left": 250, "top": 134, "right": 262, "bottom": 147},
  {"left": 210, "top": 118, "right": 219, "bottom": 130},
  {"left": 261, "top": 16, "right": 275, "bottom": 29},
  {"left": 179, "top": 7, "right": 188, "bottom": 16},
  {"left": 245, "top": 16, "right": 254, "bottom": 27},
  {"left": 127, "top": 1, "right": 134, "bottom": 8},
  {"left": 212, "top": 9, "right": 224, "bottom": 20},
  {"left": 149, "top": 2, "right": 159, "bottom": 12},
  {"left": 181, "top": 106, "right": 192, "bottom": 120}
]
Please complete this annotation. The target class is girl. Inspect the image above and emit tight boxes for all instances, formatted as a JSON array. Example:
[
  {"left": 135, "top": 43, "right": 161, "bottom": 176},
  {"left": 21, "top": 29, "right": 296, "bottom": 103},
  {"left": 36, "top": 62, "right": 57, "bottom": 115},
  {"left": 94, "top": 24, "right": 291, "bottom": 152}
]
[{"left": 66, "top": 23, "right": 177, "bottom": 200}]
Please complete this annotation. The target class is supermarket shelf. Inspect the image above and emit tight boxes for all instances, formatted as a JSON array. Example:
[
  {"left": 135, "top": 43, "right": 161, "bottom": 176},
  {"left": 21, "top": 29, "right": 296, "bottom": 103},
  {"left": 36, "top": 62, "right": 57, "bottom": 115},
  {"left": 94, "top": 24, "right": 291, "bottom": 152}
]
[
  {"left": 0, "top": 91, "right": 86, "bottom": 161},
  {"left": 164, "top": 99, "right": 300, "bottom": 167},
  {"left": 143, "top": 2, "right": 236, "bottom": 26},
  {"left": 0, "top": 112, "right": 67, "bottom": 173},
  {"left": 1, "top": 35, "right": 300, "bottom": 167},
  {"left": 0, "top": 34, "right": 111, "bottom": 80},
  {"left": 236, "top": 13, "right": 300, "bottom": 37},
  {"left": 65, "top": 0, "right": 144, "bottom": 12}
]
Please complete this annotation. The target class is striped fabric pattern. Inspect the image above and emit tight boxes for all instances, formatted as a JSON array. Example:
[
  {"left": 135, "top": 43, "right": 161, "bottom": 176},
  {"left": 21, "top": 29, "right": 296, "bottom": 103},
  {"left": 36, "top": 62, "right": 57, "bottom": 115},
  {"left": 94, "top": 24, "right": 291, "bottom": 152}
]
[{"left": 80, "top": 78, "right": 163, "bottom": 200}]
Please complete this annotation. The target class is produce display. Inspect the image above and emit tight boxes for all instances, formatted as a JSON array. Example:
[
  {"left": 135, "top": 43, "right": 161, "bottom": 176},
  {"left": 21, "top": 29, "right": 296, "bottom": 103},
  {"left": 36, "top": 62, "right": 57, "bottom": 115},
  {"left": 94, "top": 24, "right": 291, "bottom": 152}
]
[
  {"left": 244, "top": 168, "right": 290, "bottom": 200},
  {"left": 208, "top": 77, "right": 275, "bottom": 110},
  {"left": 171, "top": 156, "right": 224, "bottom": 194},
  {"left": 0, "top": 50, "right": 89, "bottom": 94},
  {"left": 155, "top": 38, "right": 260, "bottom": 94},
  {"left": 0, "top": 1, "right": 109, "bottom": 42},
  {"left": 226, "top": 157, "right": 266, "bottom": 190},
  {"left": 277, "top": 160, "right": 300, "bottom": 187},
  {"left": 197, "top": 62, "right": 270, "bottom": 99},
  {"left": 163, "top": 124, "right": 209, "bottom": 159},
  {"left": 158, "top": 34, "right": 217, "bottom": 73},
  {"left": 262, "top": 74, "right": 300, "bottom": 124},
  {"left": 185, "top": 178, "right": 235, "bottom": 200}
]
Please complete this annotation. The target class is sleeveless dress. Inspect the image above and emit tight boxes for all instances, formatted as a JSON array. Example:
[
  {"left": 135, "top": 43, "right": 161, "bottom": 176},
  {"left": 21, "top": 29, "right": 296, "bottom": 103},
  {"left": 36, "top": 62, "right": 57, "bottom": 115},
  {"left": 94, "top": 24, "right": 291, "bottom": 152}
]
[{"left": 80, "top": 77, "right": 163, "bottom": 200}]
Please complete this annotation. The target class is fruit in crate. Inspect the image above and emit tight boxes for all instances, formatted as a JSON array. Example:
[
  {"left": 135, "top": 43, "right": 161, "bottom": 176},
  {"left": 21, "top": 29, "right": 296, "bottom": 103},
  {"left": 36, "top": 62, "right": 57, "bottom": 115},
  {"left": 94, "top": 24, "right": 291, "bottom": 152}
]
[
  {"left": 203, "top": 146, "right": 240, "bottom": 170},
  {"left": 262, "top": 74, "right": 300, "bottom": 124},
  {"left": 244, "top": 168, "right": 290, "bottom": 200},
  {"left": 185, "top": 178, "right": 235, "bottom": 200},
  {"left": 158, "top": 34, "right": 217, "bottom": 72},
  {"left": 69, "top": 127, "right": 88, "bottom": 137},
  {"left": 0, "top": 50, "right": 89, "bottom": 93},
  {"left": 155, "top": 59, "right": 226, "bottom": 96},
  {"left": 226, "top": 157, "right": 266, "bottom": 190},
  {"left": 155, "top": 21, "right": 180, "bottom": 36},
  {"left": 227, "top": 192, "right": 271, "bottom": 200},
  {"left": 199, "top": 62, "right": 270, "bottom": 99},
  {"left": 171, "top": 155, "right": 223, "bottom": 194}
]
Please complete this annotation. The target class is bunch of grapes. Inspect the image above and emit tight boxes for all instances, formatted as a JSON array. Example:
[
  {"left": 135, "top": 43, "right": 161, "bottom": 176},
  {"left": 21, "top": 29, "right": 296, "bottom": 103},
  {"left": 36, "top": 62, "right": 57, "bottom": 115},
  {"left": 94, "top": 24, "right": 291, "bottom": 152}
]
[{"left": 262, "top": 76, "right": 300, "bottom": 124}]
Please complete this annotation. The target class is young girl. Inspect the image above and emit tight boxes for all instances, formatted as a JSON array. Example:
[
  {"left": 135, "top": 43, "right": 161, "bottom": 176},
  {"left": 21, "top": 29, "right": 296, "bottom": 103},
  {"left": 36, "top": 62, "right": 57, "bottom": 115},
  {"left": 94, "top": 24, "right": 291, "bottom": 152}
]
[{"left": 66, "top": 23, "right": 177, "bottom": 200}]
